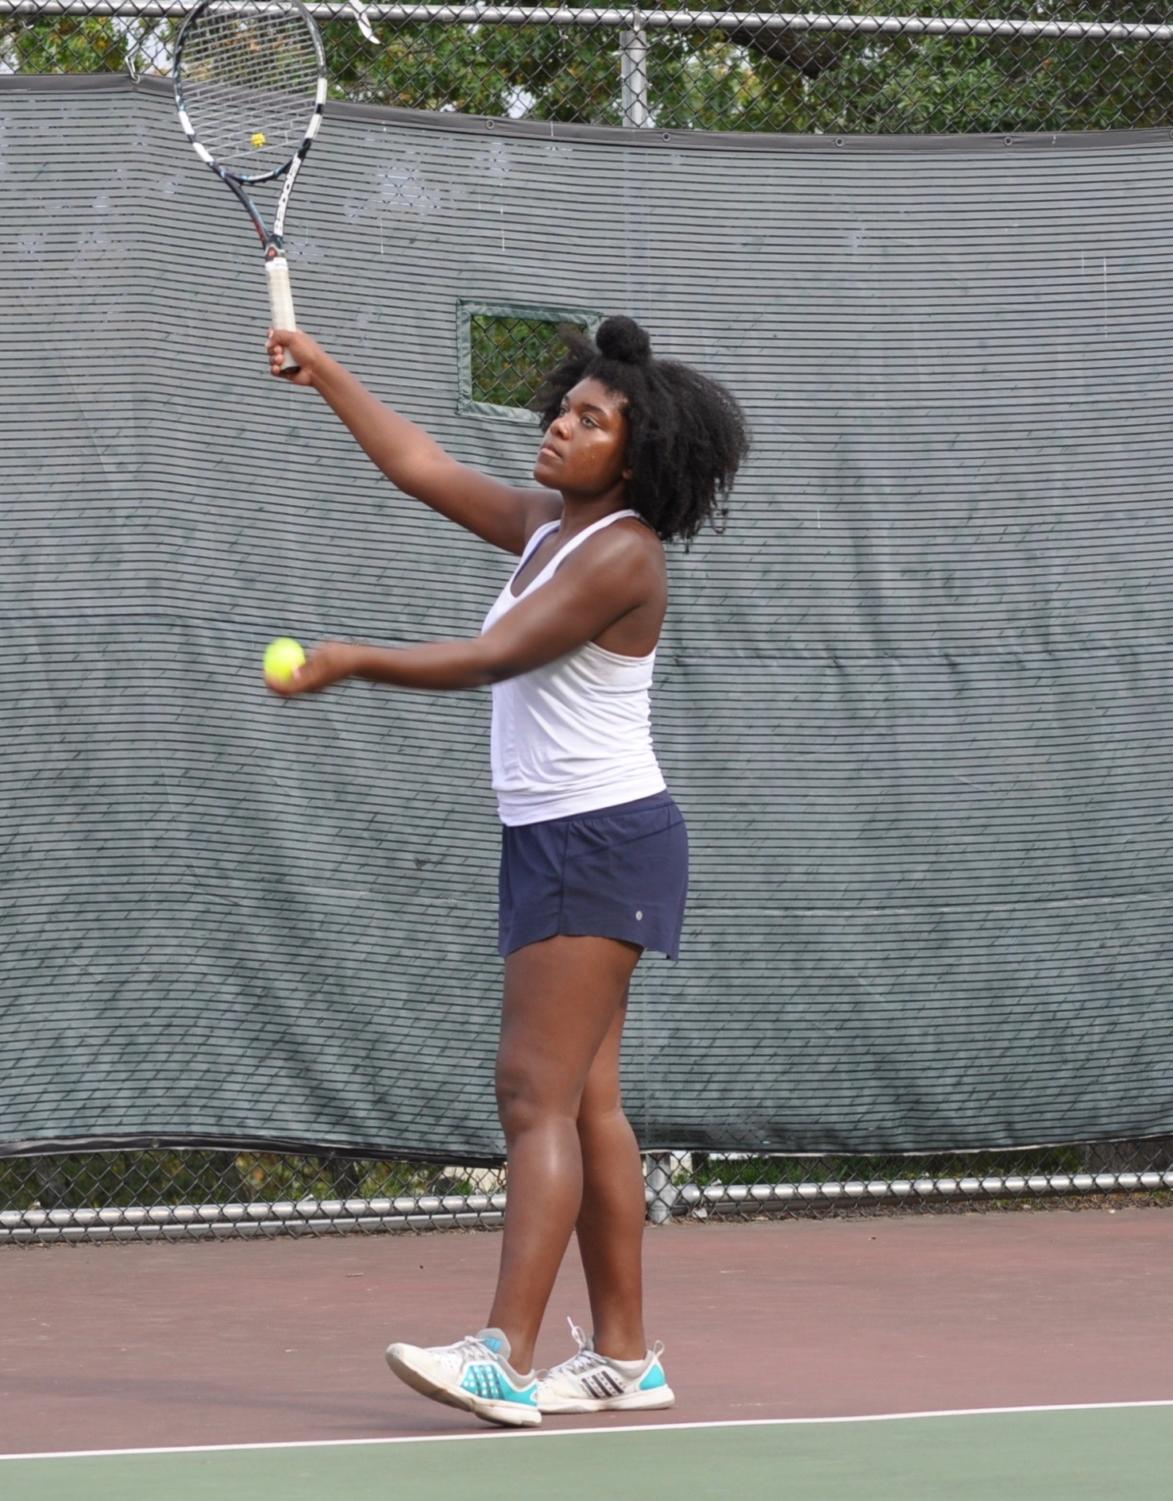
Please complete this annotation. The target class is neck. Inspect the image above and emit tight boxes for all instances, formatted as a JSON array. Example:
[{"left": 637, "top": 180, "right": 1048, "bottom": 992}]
[{"left": 557, "top": 489, "right": 630, "bottom": 537}]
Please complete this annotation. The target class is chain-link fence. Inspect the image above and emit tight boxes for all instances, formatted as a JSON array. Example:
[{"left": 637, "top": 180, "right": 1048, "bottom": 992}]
[
  {"left": 5, "top": 2, "right": 1173, "bottom": 134},
  {"left": 3, "top": 1142, "right": 1171, "bottom": 1241}
]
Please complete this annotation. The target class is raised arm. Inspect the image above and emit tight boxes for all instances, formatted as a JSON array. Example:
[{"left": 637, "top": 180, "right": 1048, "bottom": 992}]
[{"left": 267, "top": 328, "right": 561, "bottom": 554}]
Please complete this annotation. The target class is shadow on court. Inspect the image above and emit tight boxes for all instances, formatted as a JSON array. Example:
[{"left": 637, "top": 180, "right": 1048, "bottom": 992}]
[{"left": 1, "top": 1207, "right": 1169, "bottom": 1467}]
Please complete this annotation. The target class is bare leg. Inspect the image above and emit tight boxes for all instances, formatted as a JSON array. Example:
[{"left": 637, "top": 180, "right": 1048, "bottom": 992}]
[
  {"left": 486, "top": 934, "right": 640, "bottom": 1374},
  {"left": 573, "top": 986, "right": 649, "bottom": 1361}
]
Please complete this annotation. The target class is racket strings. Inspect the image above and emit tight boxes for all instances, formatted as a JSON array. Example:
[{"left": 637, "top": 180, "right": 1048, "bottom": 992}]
[{"left": 178, "top": 4, "right": 321, "bottom": 178}]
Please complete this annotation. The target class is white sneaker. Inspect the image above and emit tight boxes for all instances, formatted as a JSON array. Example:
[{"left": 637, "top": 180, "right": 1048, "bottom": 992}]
[
  {"left": 385, "top": 1327, "right": 541, "bottom": 1428},
  {"left": 536, "top": 1320, "right": 676, "bottom": 1414}
]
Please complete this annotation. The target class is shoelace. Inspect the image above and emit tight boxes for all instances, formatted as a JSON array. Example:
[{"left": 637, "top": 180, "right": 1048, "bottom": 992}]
[
  {"left": 449, "top": 1335, "right": 497, "bottom": 1363},
  {"left": 557, "top": 1319, "right": 607, "bottom": 1376}
]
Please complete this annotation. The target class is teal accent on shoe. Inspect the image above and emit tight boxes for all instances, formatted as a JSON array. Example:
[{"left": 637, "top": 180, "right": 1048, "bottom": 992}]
[
  {"left": 639, "top": 1363, "right": 668, "bottom": 1392},
  {"left": 460, "top": 1364, "right": 539, "bottom": 1406},
  {"left": 481, "top": 1335, "right": 504, "bottom": 1355}
]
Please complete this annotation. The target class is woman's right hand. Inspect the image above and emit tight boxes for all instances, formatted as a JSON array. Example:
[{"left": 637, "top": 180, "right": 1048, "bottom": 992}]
[{"left": 267, "top": 328, "right": 326, "bottom": 387}]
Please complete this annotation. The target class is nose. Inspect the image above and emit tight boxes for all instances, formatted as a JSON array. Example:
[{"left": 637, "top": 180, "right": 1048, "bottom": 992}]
[{"left": 550, "top": 411, "right": 572, "bottom": 440}]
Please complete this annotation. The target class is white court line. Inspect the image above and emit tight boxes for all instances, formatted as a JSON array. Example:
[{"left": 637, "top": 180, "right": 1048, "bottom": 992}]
[{"left": 1, "top": 1399, "right": 1171, "bottom": 1464}]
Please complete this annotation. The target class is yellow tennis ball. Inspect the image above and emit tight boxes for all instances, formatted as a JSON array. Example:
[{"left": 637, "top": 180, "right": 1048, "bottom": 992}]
[
  {"left": 264, "top": 637, "right": 305, "bottom": 682},
  {"left": 251, "top": 131, "right": 267, "bottom": 149}
]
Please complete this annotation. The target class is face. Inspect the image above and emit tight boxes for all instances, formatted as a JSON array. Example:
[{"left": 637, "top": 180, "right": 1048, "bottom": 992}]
[{"left": 532, "top": 377, "right": 631, "bottom": 497}]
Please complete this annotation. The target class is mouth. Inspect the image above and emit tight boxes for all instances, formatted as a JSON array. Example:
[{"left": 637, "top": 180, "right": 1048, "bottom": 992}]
[{"left": 538, "top": 443, "right": 561, "bottom": 461}]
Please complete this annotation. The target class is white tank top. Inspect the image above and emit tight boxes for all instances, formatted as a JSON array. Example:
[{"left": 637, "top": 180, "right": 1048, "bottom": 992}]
[{"left": 482, "top": 508, "right": 667, "bottom": 827}]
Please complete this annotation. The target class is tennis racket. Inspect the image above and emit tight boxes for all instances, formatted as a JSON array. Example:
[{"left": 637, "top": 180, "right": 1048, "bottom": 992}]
[{"left": 173, "top": 0, "right": 327, "bottom": 373}]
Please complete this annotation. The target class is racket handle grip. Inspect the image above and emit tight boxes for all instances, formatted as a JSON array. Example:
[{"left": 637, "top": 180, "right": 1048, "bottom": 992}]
[{"left": 265, "top": 256, "right": 299, "bottom": 373}]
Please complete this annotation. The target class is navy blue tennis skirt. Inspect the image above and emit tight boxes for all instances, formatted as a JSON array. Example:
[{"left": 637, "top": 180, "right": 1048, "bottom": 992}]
[{"left": 498, "top": 790, "right": 689, "bottom": 960}]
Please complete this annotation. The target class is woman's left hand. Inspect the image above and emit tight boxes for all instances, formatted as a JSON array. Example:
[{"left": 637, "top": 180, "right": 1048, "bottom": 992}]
[{"left": 265, "top": 640, "right": 365, "bottom": 697}]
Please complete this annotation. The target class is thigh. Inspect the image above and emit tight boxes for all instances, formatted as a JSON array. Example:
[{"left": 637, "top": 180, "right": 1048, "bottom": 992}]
[
  {"left": 578, "top": 984, "right": 630, "bottom": 1122},
  {"left": 499, "top": 936, "right": 641, "bottom": 1110}
]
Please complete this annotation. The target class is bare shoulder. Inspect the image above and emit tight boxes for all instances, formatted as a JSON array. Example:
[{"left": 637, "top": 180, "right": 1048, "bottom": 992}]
[
  {"left": 563, "top": 515, "right": 666, "bottom": 590},
  {"left": 601, "top": 515, "right": 666, "bottom": 571}
]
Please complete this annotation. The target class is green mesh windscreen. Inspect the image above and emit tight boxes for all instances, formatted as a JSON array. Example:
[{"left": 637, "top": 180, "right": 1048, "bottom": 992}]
[{"left": 2, "top": 77, "right": 1171, "bottom": 1157}]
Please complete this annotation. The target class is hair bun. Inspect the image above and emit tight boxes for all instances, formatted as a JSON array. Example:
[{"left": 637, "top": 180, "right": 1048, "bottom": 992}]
[{"left": 595, "top": 315, "right": 652, "bottom": 366}]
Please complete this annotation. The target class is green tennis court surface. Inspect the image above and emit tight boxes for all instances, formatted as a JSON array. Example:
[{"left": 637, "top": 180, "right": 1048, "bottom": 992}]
[{"left": 4, "top": 1407, "right": 1171, "bottom": 1501}]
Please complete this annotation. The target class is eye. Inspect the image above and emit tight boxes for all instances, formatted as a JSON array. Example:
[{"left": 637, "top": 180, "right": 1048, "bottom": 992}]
[{"left": 582, "top": 414, "right": 595, "bottom": 428}]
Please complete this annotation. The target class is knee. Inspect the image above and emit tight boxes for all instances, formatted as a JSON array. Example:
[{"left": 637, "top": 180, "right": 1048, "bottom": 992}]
[
  {"left": 577, "top": 1097, "right": 628, "bottom": 1140},
  {"left": 577, "top": 1066, "right": 624, "bottom": 1133},
  {"left": 495, "top": 1060, "right": 574, "bottom": 1139}
]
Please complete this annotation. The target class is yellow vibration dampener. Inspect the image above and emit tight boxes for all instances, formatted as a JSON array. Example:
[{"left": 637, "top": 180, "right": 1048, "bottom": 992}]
[{"left": 251, "top": 131, "right": 267, "bottom": 148}]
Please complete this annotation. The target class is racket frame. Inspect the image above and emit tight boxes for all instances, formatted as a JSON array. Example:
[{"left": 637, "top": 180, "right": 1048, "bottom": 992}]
[{"left": 173, "top": 0, "right": 327, "bottom": 370}]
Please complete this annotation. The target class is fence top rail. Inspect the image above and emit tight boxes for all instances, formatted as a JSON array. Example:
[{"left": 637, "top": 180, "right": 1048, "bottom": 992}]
[{"left": 2, "top": 2, "right": 1173, "bottom": 44}]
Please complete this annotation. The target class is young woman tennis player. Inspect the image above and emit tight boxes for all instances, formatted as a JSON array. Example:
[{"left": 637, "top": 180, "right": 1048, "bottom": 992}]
[{"left": 265, "top": 316, "right": 748, "bottom": 1427}]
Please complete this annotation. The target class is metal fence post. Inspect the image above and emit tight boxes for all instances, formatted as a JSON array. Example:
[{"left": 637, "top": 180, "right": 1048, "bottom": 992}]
[
  {"left": 644, "top": 1151, "right": 679, "bottom": 1223},
  {"left": 620, "top": 14, "right": 651, "bottom": 128}
]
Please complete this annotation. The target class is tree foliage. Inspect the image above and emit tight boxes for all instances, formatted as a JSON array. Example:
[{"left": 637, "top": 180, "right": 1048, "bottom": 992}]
[{"left": 5, "top": 3, "right": 1173, "bottom": 135}]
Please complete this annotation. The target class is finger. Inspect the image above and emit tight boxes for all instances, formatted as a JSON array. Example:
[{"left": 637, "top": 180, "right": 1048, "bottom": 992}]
[{"left": 265, "top": 666, "right": 308, "bottom": 696}]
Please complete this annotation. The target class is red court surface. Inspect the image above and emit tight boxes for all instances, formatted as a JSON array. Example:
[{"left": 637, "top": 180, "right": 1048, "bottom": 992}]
[{"left": 2, "top": 1207, "right": 1170, "bottom": 1455}]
